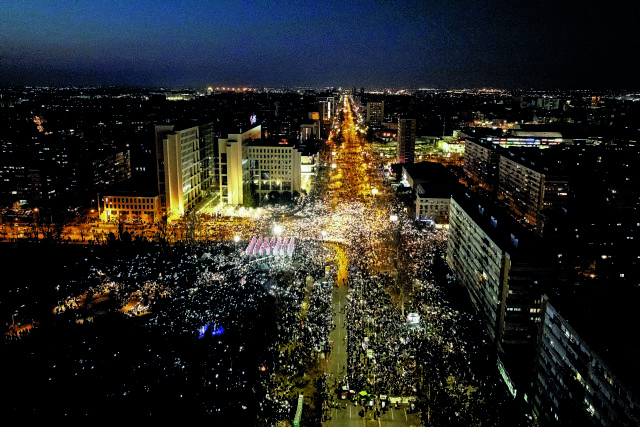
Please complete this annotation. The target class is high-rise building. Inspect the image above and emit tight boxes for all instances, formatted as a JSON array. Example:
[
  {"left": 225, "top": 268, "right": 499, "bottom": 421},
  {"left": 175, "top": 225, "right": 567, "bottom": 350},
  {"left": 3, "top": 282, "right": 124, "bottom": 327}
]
[
  {"left": 299, "top": 120, "right": 318, "bottom": 144},
  {"left": 447, "top": 191, "right": 555, "bottom": 350},
  {"left": 0, "top": 164, "right": 45, "bottom": 204},
  {"left": 463, "top": 138, "right": 570, "bottom": 235},
  {"left": 397, "top": 118, "right": 416, "bottom": 164},
  {"left": 217, "top": 126, "right": 262, "bottom": 206},
  {"left": 91, "top": 150, "right": 131, "bottom": 188},
  {"left": 316, "top": 96, "right": 335, "bottom": 139},
  {"left": 155, "top": 121, "right": 216, "bottom": 219},
  {"left": 497, "top": 148, "right": 569, "bottom": 232},
  {"left": 217, "top": 125, "right": 303, "bottom": 206},
  {"left": 532, "top": 294, "right": 640, "bottom": 426},
  {"left": 366, "top": 102, "right": 384, "bottom": 127},
  {"left": 463, "top": 140, "right": 501, "bottom": 191},
  {"left": 316, "top": 96, "right": 334, "bottom": 123}
]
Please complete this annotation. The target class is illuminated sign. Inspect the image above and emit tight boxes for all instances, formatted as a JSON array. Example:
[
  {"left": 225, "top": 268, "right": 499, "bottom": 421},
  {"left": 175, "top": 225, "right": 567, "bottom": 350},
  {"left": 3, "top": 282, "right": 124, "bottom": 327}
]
[{"left": 250, "top": 114, "right": 257, "bottom": 125}]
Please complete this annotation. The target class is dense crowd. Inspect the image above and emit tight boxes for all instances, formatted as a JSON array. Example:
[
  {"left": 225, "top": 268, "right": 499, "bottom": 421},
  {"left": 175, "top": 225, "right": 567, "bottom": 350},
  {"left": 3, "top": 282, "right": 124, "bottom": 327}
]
[{"left": 4, "top": 108, "right": 518, "bottom": 424}]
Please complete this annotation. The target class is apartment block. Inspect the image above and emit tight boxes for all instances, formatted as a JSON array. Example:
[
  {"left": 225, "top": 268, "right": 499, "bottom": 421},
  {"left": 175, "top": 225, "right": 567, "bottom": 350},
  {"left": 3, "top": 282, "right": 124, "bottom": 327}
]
[
  {"left": 532, "top": 294, "right": 640, "bottom": 426},
  {"left": 217, "top": 126, "right": 262, "bottom": 206},
  {"left": 366, "top": 102, "right": 384, "bottom": 127},
  {"left": 397, "top": 118, "right": 416, "bottom": 164},
  {"left": 447, "top": 191, "right": 555, "bottom": 350},
  {"left": 497, "top": 148, "right": 569, "bottom": 233},
  {"left": 91, "top": 150, "right": 131, "bottom": 188},
  {"left": 463, "top": 139, "right": 500, "bottom": 191},
  {"left": 463, "top": 138, "right": 569, "bottom": 235}
]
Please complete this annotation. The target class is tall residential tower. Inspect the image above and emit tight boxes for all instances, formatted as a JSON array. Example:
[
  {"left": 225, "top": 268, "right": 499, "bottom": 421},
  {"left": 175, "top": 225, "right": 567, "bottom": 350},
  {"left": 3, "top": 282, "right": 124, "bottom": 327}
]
[
  {"left": 366, "top": 102, "right": 384, "bottom": 127},
  {"left": 397, "top": 118, "right": 416, "bottom": 164}
]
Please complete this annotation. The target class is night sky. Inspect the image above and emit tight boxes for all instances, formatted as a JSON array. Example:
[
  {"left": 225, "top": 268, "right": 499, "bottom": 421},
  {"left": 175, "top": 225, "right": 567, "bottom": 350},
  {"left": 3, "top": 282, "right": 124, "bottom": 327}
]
[{"left": 0, "top": 0, "right": 637, "bottom": 89}]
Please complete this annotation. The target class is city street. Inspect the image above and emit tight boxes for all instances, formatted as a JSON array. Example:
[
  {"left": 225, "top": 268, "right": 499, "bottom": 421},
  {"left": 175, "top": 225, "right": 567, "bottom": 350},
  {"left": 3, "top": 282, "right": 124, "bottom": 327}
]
[
  {"left": 324, "top": 277, "right": 421, "bottom": 427},
  {"left": 319, "top": 96, "right": 426, "bottom": 426},
  {"left": 3, "top": 94, "right": 507, "bottom": 425}
]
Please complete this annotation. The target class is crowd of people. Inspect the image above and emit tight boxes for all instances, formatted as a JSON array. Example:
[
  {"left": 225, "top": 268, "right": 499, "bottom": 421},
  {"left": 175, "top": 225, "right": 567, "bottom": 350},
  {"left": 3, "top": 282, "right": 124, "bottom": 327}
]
[
  {"left": 90, "top": 232, "right": 338, "bottom": 422},
  {"left": 3, "top": 100, "right": 520, "bottom": 424}
]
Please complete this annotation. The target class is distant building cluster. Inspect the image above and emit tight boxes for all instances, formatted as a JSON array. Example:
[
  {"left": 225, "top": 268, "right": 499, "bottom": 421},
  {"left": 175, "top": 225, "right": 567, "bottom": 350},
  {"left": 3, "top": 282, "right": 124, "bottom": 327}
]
[
  {"left": 0, "top": 86, "right": 330, "bottom": 221},
  {"left": 2, "top": 85, "right": 640, "bottom": 424}
]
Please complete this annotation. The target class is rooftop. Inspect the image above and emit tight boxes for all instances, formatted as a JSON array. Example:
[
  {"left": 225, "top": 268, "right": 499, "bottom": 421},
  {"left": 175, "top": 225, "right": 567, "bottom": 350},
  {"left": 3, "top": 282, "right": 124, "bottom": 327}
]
[
  {"left": 402, "top": 162, "right": 460, "bottom": 197},
  {"left": 511, "top": 130, "right": 563, "bottom": 138},
  {"left": 498, "top": 145, "right": 571, "bottom": 176},
  {"left": 245, "top": 138, "right": 296, "bottom": 148},
  {"left": 451, "top": 189, "right": 551, "bottom": 260}
]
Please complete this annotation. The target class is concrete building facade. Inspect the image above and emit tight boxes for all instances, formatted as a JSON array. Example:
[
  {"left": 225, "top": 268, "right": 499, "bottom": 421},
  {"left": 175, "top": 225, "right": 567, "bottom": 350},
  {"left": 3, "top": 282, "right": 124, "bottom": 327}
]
[
  {"left": 155, "top": 122, "right": 216, "bottom": 219},
  {"left": 217, "top": 126, "right": 262, "bottom": 206},
  {"left": 101, "top": 193, "right": 161, "bottom": 223},
  {"left": 366, "top": 102, "right": 384, "bottom": 127},
  {"left": 415, "top": 192, "right": 450, "bottom": 224},
  {"left": 463, "top": 140, "right": 500, "bottom": 191},
  {"left": 463, "top": 139, "right": 569, "bottom": 235},
  {"left": 497, "top": 149, "right": 569, "bottom": 233},
  {"left": 397, "top": 118, "right": 416, "bottom": 164},
  {"left": 532, "top": 296, "right": 640, "bottom": 426},
  {"left": 447, "top": 195, "right": 511, "bottom": 346},
  {"left": 246, "top": 141, "right": 302, "bottom": 202},
  {"left": 447, "top": 192, "right": 551, "bottom": 350}
]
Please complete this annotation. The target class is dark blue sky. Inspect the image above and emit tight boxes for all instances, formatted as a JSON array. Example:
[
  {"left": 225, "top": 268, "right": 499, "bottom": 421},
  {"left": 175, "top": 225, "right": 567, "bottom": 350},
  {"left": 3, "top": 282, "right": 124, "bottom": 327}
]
[{"left": 0, "top": 0, "right": 636, "bottom": 89}]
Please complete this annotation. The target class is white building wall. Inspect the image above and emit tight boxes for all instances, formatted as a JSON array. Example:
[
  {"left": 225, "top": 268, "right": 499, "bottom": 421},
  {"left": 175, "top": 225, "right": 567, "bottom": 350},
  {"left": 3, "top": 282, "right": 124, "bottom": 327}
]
[{"left": 218, "top": 126, "right": 262, "bottom": 206}]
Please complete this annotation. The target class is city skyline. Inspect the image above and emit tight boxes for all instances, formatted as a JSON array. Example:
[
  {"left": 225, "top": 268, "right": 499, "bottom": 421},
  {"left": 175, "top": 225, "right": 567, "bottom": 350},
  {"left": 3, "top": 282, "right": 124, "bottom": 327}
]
[
  {"left": 1, "top": 0, "right": 637, "bottom": 90},
  {"left": 3, "top": 73, "right": 640, "bottom": 423}
]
